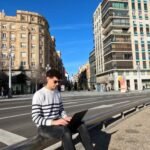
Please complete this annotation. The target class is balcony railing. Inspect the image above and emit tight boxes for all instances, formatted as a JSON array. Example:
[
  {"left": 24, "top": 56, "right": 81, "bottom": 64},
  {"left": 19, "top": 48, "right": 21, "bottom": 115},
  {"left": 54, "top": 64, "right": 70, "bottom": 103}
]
[
  {"left": 103, "top": 22, "right": 130, "bottom": 35},
  {"left": 105, "top": 60, "right": 133, "bottom": 71},
  {"left": 103, "top": 30, "right": 131, "bottom": 42},
  {"left": 103, "top": 37, "right": 131, "bottom": 48}
]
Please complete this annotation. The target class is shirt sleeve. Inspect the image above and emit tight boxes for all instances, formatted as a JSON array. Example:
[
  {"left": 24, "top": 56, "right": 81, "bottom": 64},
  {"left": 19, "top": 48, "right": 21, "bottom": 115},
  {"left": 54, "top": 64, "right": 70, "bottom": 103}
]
[
  {"left": 32, "top": 92, "right": 53, "bottom": 126},
  {"left": 59, "top": 93, "right": 67, "bottom": 118}
]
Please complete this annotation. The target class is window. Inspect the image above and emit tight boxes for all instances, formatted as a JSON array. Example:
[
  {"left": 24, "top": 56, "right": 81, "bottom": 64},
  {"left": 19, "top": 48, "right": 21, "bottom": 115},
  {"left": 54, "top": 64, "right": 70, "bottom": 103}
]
[
  {"left": 124, "top": 54, "right": 132, "bottom": 60},
  {"left": 31, "top": 53, "right": 35, "bottom": 59},
  {"left": 144, "top": 3, "right": 148, "bottom": 11},
  {"left": 31, "top": 16, "right": 35, "bottom": 21},
  {"left": 31, "top": 44, "right": 36, "bottom": 49},
  {"left": 21, "top": 33, "right": 26, "bottom": 38},
  {"left": 20, "top": 43, "right": 26, "bottom": 48},
  {"left": 21, "top": 52, "right": 26, "bottom": 58},
  {"left": 140, "top": 27, "right": 144, "bottom": 35},
  {"left": 10, "top": 33, "right": 15, "bottom": 40},
  {"left": 21, "top": 15, "right": 26, "bottom": 21},
  {"left": 1, "top": 53, "right": 7, "bottom": 58},
  {"left": 143, "top": 61, "right": 146, "bottom": 68},
  {"left": 132, "top": 3, "right": 135, "bottom": 10},
  {"left": 148, "top": 44, "right": 150, "bottom": 50},
  {"left": 31, "top": 27, "right": 36, "bottom": 32},
  {"left": 136, "top": 52, "right": 139, "bottom": 60},
  {"left": 138, "top": 3, "right": 141, "bottom": 10},
  {"left": 2, "top": 24, "right": 7, "bottom": 29},
  {"left": 134, "top": 27, "right": 137, "bottom": 35},
  {"left": 21, "top": 61, "right": 26, "bottom": 66},
  {"left": 31, "top": 35, "right": 36, "bottom": 40},
  {"left": 2, "top": 62, "right": 6, "bottom": 66},
  {"left": 146, "top": 27, "right": 150, "bottom": 36},
  {"left": 21, "top": 25, "right": 26, "bottom": 30},
  {"left": 142, "top": 52, "right": 146, "bottom": 60},
  {"left": 141, "top": 44, "right": 145, "bottom": 50},
  {"left": 148, "top": 52, "right": 150, "bottom": 59},
  {"left": 2, "top": 33, "right": 6, "bottom": 39},
  {"left": 31, "top": 62, "right": 35, "bottom": 67},
  {"left": 145, "top": 14, "right": 148, "bottom": 20},
  {"left": 135, "top": 44, "right": 139, "bottom": 51},
  {"left": 10, "top": 25, "right": 15, "bottom": 29},
  {"left": 1, "top": 44, "right": 7, "bottom": 49}
]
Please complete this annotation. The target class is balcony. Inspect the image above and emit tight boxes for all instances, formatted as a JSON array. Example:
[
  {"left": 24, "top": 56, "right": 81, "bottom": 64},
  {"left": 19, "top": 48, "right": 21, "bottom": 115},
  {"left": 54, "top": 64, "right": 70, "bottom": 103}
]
[
  {"left": 102, "top": 1, "right": 129, "bottom": 18},
  {"left": 104, "top": 43, "right": 132, "bottom": 55},
  {"left": 103, "top": 21, "right": 130, "bottom": 35},
  {"left": 103, "top": 30, "right": 130, "bottom": 41},
  {"left": 104, "top": 52, "right": 133, "bottom": 62},
  {"left": 102, "top": 9, "right": 129, "bottom": 27},
  {"left": 104, "top": 60, "right": 133, "bottom": 71},
  {"left": 103, "top": 35, "right": 131, "bottom": 48}
]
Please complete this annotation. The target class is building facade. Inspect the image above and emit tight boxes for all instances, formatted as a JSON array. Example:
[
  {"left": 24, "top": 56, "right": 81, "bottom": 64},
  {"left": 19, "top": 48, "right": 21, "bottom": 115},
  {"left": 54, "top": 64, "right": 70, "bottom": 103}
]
[
  {"left": 89, "top": 49, "right": 96, "bottom": 89},
  {"left": 0, "top": 10, "right": 65, "bottom": 93},
  {"left": 93, "top": 0, "right": 150, "bottom": 91}
]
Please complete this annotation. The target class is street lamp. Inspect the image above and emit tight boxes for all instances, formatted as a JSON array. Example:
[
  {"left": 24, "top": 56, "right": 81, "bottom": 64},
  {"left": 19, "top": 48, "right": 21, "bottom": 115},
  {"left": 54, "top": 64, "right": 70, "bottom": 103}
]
[
  {"left": 8, "top": 47, "right": 13, "bottom": 98},
  {"left": 45, "top": 64, "right": 51, "bottom": 72},
  {"left": 137, "top": 62, "right": 142, "bottom": 91}
]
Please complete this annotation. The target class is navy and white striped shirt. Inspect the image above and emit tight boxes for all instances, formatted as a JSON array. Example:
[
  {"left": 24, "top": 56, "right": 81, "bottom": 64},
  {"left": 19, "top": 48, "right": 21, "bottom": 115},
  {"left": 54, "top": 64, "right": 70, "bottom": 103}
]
[{"left": 32, "top": 87, "right": 67, "bottom": 127}]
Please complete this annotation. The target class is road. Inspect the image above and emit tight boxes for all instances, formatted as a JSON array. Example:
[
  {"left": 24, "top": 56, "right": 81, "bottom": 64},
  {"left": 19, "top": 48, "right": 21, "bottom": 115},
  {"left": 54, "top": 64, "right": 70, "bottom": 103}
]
[{"left": 0, "top": 91, "right": 150, "bottom": 149}]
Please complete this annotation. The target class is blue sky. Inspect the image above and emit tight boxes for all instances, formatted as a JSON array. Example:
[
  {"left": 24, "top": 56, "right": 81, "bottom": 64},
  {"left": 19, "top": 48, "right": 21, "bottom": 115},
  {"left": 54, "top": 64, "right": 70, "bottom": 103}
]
[{"left": 0, "top": 0, "right": 101, "bottom": 76}]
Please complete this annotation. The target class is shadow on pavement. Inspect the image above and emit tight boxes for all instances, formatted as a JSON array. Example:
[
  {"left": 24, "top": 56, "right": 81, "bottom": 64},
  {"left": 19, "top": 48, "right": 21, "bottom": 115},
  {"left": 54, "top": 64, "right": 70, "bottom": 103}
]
[
  {"left": 90, "top": 126, "right": 117, "bottom": 150},
  {"left": 56, "top": 125, "right": 117, "bottom": 150}
]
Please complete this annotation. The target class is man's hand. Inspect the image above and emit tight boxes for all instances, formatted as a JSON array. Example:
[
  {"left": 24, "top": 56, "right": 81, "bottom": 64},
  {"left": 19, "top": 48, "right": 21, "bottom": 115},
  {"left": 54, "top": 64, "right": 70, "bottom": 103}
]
[
  {"left": 63, "top": 116, "right": 72, "bottom": 122},
  {"left": 52, "top": 118, "right": 69, "bottom": 126}
]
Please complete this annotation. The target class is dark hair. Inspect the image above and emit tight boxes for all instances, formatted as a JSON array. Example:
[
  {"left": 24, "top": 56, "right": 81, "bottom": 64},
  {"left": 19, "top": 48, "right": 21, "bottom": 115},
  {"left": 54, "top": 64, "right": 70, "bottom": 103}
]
[{"left": 46, "top": 69, "right": 61, "bottom": 79}]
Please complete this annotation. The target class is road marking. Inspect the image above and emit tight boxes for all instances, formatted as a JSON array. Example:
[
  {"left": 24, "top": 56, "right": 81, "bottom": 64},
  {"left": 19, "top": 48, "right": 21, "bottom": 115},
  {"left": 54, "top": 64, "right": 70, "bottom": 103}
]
[
  {"left": 0, "top": 129, "right": 27, "bottom": 145},
  {"left": 0, "top": 102, "right": 77, "bottom": 111},
  {"left": 0, "top": 105, "right": 31, "bottom": 111},
  {"left": 89, "top": 101, "right": 129, "bottom": 110},
  {"left": 0, "top": 113, "right": 31, "bottom": 120}
]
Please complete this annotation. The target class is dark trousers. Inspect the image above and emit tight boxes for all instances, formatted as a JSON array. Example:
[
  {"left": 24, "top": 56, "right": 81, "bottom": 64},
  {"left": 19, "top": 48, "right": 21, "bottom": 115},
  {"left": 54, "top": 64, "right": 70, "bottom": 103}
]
[{"left": 38, "top": 123, "right": 93, "bottom": 150}]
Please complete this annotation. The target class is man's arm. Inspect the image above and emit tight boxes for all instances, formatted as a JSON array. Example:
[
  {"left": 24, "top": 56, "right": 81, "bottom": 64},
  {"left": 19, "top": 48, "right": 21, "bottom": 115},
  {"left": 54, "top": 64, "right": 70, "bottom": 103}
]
[
  {"left": 32, "top": 93, "right": 53, "bottom": 126},
  {"left": 32, "top": 92, "right": 69, "bottom": 126}
]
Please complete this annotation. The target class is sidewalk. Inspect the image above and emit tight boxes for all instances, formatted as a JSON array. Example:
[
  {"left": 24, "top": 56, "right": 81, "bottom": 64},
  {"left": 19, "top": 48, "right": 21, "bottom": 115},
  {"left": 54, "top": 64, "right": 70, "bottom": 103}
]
[{"left": 76, "top": 107, "right": 150, "bottom": 150}]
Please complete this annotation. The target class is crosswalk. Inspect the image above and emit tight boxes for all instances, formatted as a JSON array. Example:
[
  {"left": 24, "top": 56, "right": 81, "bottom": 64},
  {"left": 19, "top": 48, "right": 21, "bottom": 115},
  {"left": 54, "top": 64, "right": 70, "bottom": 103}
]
[{"left": 0, "top": 129, "right": 84, "bottom": 150}]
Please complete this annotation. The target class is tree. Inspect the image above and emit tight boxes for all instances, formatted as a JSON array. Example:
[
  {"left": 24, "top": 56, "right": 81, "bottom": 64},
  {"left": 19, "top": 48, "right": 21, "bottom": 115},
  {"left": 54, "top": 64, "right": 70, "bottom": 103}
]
[{"left": 30, "top": 66, "right": 45, "bottom": 92}]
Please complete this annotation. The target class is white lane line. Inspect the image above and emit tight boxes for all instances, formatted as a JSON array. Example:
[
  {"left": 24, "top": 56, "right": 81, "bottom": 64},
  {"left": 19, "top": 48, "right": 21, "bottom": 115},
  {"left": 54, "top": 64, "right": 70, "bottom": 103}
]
[
  {"left": 0, "top": 105, "right": 31, "bottom": 111},
  {"left": 89, "top": 101, "right": 129, "bottom": 110},
  {"left": 0, "top": 129, "right": 27, "bottom": 145},
  {"left": 0, "top": 113, "right": 31, "bottom": 120},
  {"left": 0, "top": 97, "right": 31, "bottom": 102},
  {"left": 0, "top": 102, "right": 77, "bottom": 111}
]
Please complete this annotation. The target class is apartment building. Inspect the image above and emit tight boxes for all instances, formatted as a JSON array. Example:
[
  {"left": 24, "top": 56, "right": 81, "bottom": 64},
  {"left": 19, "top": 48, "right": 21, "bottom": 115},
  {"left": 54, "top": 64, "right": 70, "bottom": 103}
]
[
  {"left": 93, "top": 0, "right": 150, "bottom": 91},
  {"left": 0, "top": 10, "right": 65, "bottom": 75},
  {"left": 89, "top": 49, "right": 96, "bottom": 89},
  {"left": 0, "top": 10, "right": 65, "bottom": 93}
]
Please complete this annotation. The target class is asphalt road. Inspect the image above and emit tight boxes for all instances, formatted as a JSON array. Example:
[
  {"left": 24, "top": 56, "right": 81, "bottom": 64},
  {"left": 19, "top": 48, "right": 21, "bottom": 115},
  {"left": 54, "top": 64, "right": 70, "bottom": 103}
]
[{"left": 0, "top": 91, "right": 150, "bottom": 149}]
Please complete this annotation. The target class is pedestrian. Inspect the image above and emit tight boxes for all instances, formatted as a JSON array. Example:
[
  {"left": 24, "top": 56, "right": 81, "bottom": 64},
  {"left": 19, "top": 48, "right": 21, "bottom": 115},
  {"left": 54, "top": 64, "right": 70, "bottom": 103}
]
[
  {"left": 32, "top": 69, "right": 93, "bottom": 150},
  {"left": 1, "top": 87, "right": 4, "bottom": 98}
]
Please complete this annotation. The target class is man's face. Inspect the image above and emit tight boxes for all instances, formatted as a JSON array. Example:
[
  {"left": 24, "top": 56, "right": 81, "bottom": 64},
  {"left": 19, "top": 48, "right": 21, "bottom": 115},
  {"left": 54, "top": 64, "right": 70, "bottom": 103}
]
[{"left": 46, "top": 76, "right": 60, "bottom": 90}]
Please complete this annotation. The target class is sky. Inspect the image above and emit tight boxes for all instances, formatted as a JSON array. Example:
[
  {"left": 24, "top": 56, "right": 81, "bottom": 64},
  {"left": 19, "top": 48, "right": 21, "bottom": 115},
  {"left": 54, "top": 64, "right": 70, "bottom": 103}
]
[{"left": 0, "top": 0, "right": 101, "bottom": 76}]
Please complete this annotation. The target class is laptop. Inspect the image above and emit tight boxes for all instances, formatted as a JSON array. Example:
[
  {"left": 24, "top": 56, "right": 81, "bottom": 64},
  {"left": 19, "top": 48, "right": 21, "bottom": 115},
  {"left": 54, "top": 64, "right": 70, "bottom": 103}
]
[{"left": 68, "top": 110, "right": 87, "bottom": 131}]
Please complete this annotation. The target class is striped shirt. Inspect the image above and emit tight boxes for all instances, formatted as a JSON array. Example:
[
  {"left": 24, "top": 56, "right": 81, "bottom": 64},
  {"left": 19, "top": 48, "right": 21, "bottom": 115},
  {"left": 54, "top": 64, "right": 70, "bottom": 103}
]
[{"left": 32, "top": 87, "right": 67, "bottom": 127}]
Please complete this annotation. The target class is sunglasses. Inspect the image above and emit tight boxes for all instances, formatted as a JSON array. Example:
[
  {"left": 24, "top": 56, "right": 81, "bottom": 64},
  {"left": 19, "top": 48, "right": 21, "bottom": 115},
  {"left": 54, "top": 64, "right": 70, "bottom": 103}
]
[{"left": 54, "top": 80, "right": 60, "bottom": 84}]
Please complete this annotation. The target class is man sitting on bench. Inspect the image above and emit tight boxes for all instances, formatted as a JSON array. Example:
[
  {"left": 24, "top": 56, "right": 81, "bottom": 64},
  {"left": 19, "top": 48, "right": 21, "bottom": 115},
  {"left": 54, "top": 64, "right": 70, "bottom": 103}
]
[{"left": 32, "top": 69, "right": 93, "bottom": 150}]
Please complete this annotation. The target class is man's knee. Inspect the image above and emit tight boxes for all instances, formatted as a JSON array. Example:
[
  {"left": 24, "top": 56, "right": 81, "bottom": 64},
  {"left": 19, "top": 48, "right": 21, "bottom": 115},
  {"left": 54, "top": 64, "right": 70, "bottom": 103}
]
[{"left": 63, "top": 126, "right": 72, "bottom": 139}]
